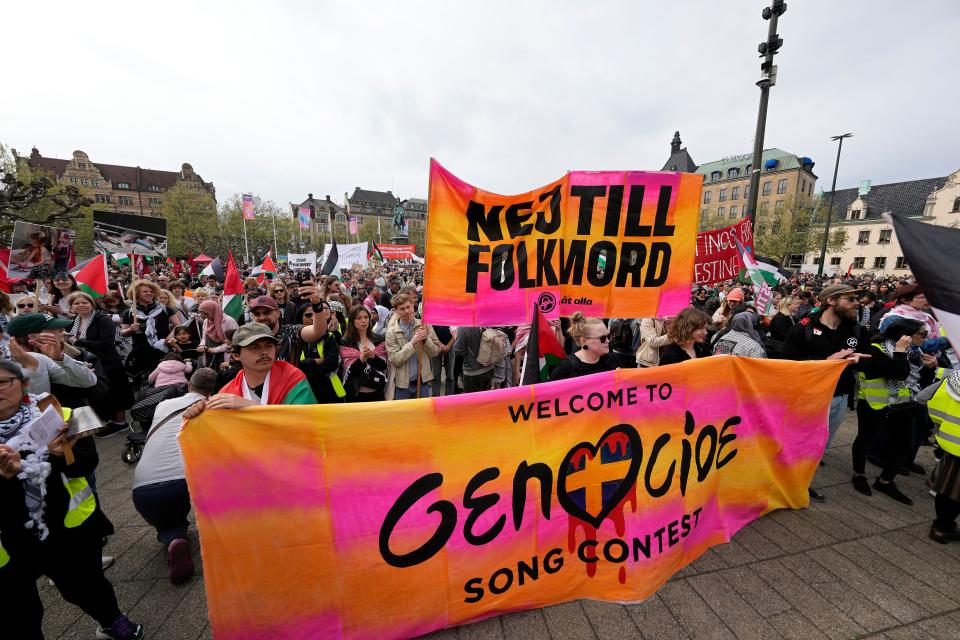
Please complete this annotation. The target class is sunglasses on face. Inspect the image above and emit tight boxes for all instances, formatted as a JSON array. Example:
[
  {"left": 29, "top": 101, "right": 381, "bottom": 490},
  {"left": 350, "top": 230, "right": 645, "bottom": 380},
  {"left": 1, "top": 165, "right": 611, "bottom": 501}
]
[
  {"left": 17, "top": 303, "right": 34, "bottom": 309},
  {"left": 589, "top": 334, "right": 610, "bottom": 343}
]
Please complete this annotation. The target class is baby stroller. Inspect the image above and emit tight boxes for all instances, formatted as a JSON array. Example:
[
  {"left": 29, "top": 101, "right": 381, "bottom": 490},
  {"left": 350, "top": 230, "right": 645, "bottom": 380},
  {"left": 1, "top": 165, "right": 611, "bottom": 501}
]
[{"left": 121, "top": 384, "right": 186, "bottom": 464}]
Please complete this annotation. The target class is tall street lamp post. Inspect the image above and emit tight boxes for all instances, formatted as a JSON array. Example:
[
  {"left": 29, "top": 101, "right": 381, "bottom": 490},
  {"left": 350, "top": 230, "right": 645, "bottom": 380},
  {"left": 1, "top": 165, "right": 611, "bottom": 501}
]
[
  {"left": 746, "top": 0, "right": 787, "bottom": 232},
  {"left": 816, "top": 133, "right": 853, "bottom": 277}
]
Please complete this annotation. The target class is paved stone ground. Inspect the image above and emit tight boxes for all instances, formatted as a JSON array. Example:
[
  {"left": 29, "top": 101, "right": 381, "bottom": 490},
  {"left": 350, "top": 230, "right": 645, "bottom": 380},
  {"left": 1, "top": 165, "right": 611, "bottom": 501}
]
[{"left": 41, "top": 412, "right": 960, "bottom": 640}]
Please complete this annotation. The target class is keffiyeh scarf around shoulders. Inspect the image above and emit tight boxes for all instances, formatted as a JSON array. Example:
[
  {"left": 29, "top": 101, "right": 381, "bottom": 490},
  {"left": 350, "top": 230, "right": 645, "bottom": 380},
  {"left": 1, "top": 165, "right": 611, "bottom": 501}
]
[{"left": 0, "top": 395, "right": 53, "bottom": 539}]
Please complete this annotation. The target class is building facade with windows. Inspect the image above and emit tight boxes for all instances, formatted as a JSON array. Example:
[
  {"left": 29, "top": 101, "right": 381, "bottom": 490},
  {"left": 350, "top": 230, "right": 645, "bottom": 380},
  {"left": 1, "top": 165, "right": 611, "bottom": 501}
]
[
  {"left": 694, "top": 149, "right": 818, "bottom": 228},
  {"left": 14, "top": 147, "right": 215, "bottom": 217},
  {"left": 659, "top": 132, "right": 818, "bottom": 230},
  {"left": 802, "top": 171, "right": 958, "bottom": 275},
  {"left": 291, "top": 193, "right": 345, "bottom": 247}
]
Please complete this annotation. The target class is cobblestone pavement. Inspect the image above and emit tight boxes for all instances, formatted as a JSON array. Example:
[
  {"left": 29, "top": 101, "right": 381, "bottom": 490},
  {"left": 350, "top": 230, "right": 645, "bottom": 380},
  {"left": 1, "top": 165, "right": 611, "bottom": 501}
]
[{"left": 42, "top": 413, "right": 960, "bottom": 639}]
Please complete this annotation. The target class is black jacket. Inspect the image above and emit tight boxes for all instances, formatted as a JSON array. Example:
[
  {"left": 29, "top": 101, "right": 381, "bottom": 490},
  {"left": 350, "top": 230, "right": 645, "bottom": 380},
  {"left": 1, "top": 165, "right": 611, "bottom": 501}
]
[
  {"left": 781, "top": 312, "right": 866, "bottom": 396},
  {"left": 298, "top": 331, "right": 344, "bottom": 404},
  {"left": 0, "top": 437, "right": 113, "bottom": 560},
  {"left": 75, "top": 312, "right": 123, "bottom": 369},
  {"left": 658, "top": 342, "right": 712, "bottom": 366},
  {"left": 340, "top": 335, "right": 387, "bottom": 398}
]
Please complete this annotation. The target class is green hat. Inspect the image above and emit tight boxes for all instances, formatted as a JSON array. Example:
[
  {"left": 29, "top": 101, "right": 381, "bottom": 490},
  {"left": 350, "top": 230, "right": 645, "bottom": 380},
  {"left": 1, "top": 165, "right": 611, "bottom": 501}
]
[
  {"left": 232, "top": 321, "right": 280, "bottom": 348},
  {"left": 8, "top": 313, "right": 74, "bottom": 337}
]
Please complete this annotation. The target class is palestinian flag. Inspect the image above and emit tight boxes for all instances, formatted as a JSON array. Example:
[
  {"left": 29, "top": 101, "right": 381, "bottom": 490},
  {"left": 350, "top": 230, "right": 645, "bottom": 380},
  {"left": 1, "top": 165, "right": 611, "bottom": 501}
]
[
  {"left": 735, "top": 237, "right": 776, "bottom": 316},
  {"left": 520, "top": 304, "right": 566, "bottom": 385},
  {"left": 372, "top": 241, "right": 385, "bottom": 262},
  {"left": 886, "top": 214, "right": 960, "bottom": 354},
  {"left": 251, "top": 250, "right": 277, "bottom": 278},
  {"left": 220, "top": 361, "right": 317, "bottom": 404},
  {"left": 755, "top": 255, "right": 789, "bottom": 284},
  {"left": 112, "top": 253, "right": 130, "bottom": 266},
  {"left": 72, "top": 253, "right": 109, "bottom": 298},
  {"left": 199, "top": 257, "right": 224, "bottom": 282},
  {"left": 222, "top": 252, "right": 244, "bottom": 322},
  {"left": 321, "top": 238, "right": 339, "bottom": 276}
]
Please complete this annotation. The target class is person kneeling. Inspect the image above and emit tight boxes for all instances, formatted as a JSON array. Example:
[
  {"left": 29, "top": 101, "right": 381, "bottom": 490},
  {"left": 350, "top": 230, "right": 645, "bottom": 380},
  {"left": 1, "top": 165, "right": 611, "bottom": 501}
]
[{"left": 132, "top": 367, "right": 218, "bottom": 586}]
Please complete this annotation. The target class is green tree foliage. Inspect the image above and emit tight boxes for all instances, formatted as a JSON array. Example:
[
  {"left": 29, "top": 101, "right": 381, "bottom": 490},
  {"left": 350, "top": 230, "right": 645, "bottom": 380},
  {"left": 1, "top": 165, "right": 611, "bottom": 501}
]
[
  {"left": 216, "top": 193, "right": 298, "bottom": 264},
  {"left": 162, "top": 184, "right": 219, "bottom": 257},
  {"left": 753, "top": 194, "right": 847, "bottom": 265}
]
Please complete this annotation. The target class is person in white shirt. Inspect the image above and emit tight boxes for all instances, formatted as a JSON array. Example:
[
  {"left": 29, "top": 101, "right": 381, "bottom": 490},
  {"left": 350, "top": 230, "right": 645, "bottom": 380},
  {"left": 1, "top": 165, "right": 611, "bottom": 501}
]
[
  {"left": 3, "top": 313, "right": 97, "bottom": 395},
  {"left": 131, "top": 367, "right": 218, "bottom": 586}
]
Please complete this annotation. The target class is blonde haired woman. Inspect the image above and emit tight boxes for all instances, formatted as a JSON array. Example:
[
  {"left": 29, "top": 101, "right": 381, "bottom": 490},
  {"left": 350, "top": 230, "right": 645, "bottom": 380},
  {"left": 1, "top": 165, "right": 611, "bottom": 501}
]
[
  {"left": 767, "top": 295, "right": 799, "bottom": 358},
  {"left": 121, "top": 279, "right": 177, "bottom": 382},
  {"left": 548, "top": 312, "right": 615, "bottom": 381}
]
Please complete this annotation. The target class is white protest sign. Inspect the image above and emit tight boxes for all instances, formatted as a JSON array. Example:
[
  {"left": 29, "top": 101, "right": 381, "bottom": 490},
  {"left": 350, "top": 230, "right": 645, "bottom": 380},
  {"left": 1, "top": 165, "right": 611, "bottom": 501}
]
[
  {"left": 287, "top": 252, "right": 317, "bottom": 273},
  {"left": 27, "top": 405, "right": 65, "bottom": 448},
  {"left": 321, "top": 242, "right": 368, "bottom": 275}
]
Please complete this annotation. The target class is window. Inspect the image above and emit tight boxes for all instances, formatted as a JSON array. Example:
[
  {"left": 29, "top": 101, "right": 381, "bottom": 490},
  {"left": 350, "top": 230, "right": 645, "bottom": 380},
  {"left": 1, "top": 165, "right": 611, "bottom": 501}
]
[
  {"left": 148, "top": 197, "right": 162, "bottom": 207},
  {"left": 808, "top": 182, "right": 813, "bottom": 196},
  {"left": 762, "top": 181, "right": 772, "bottom": 196},
  {"left": 116, "top": 182, "right": 130, "bottom": 189},
  {"left": 69, "top": 177, "right": 79, "bottom": 184},
  {"left": 873, "top": 257, "right": 886, "bottom": 270},
  {"left": 850, "top": 209, "right": 862, "bottom": 220},
  {"left": 148, "top": 185, "right": 162, "bottom": 192},
  {"left": 953, "top": 197, "right": 960, "bottom": 213},
  {"left": 118, "top": 195, "right": 134, "bottom": 206},
  {"left": 91, "top": 179, "right": 99, "bottom": 187},
  {"left": 812, "top": 256, "right": 821, "bottom": 265},
  {"left": 703, "top": 191, "right": 712, "bottom": 204},
  {"left": 77, "top": 162, "right": 86, "bottom": 170},
  {"left": 719, "top": 188, "right": 727, "bottom": 202},
  {"left": 853, "top": 257, "right": 865, "bottom": 269},
  {"left": 857, "top": 230, "right": 870, "bottom": 244},
  {"left": 878, "top": 229, "right": 892, "bottom": 244},
  {"left": 729, "top": 205, "right": 738, "bottom": 218},
  {"left": 744, "top": 185, "right": 750, "bottom": 200},
  {"left": 731, "top": 186, "right": 740, "bottom": 200},
  {"left": 777, "top": 179, "right": 788, "bottom": 194},
  {"left": 701, "top": 208, "right": 709, "bottom": 222},
  {"left": 830, "top": 257, "right": 842, "bottom": 266},
  {"left": 759, "top": 201, "right": 769, "bottom": 213},
  {"left": 717, "top": 207, "right": 725, "bottom": 218},
  {"left": 94, "top": 194, "right": 111, "bottom": 204},
  {"left": 336, "top": 213, "right": 346, "bottom": 222},
  {"left": 895, "top": 256, "right": 908, "bottom": 269},
  {"left": 727, "top": 168, "right": 740, "bottom": 179},
  {"left": 710, "top": 171, "right": 721, "bottom": 182},
  {"left": 745, "top": 164, "right": 752, "bottom": 174},
  {"left": 80, "top": 178, "right": 89, "bottom": 187},
  {"left": 775, "top": 200, "right": 784, "bottom": 211},
  {"left": 801, "top": 179, "right": 806, "bottom": 193}
]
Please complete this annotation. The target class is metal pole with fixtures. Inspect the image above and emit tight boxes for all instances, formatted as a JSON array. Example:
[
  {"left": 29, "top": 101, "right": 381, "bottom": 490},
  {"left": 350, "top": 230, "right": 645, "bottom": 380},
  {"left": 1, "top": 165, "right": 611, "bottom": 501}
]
[{"left": 817, "top": 133, "right": 853, "bottom": 277}]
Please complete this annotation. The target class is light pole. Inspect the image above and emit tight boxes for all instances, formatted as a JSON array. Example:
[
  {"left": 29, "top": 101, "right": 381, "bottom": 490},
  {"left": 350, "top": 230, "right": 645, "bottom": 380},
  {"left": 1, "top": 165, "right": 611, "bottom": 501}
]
[
  {"left": 746, "top": 0, "right": 787, "bottom": 232},
  {"left": 816, "top": 133, "right": 853, "bottom": 277}
]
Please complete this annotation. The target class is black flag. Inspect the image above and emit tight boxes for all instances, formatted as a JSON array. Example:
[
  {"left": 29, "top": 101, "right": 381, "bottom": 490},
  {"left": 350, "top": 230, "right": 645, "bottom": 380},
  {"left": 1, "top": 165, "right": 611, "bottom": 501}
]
[
  {"left": 320, "top": 238, "right": 339, "bottom": 276},
  {"left": 885, "top": 213, "right": 960, "bottom": 353}
]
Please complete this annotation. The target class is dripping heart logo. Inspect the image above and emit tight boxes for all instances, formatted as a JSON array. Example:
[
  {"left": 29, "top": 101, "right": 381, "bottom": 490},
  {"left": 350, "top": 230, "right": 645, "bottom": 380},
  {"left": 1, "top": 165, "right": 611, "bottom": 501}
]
[{"left": 555, "top": 424, "right": 643, "bottom": 529}]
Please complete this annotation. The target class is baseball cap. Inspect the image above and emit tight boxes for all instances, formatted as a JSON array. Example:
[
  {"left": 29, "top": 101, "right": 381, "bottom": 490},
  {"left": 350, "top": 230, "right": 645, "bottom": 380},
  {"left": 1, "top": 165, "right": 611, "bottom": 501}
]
[
  {"left": 818, "top": 283, "right": 861, "bottom": 301},
  {"left": 249, "top": 295, "right": 279, "bottom": 311},
  {"left": 726, "top": 287, "right": 745, "bottom": 302},
  {"left": 8, "top": 313, "right": 74, "bottom": 337},
  {"left": 231, "top": 322, "right": 280, "bottom": 347}
]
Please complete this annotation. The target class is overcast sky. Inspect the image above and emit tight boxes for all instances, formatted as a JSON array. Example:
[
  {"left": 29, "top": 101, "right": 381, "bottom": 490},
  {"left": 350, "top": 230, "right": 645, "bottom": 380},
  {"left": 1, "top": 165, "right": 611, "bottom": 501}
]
[{"left": 4, "top": 1, "right": 958, "bottom": 208}]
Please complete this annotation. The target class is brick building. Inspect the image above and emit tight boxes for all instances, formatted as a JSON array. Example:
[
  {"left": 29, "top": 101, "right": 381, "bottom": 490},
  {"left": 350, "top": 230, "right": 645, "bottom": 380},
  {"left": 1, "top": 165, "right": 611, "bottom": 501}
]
[{"left": 14, "top": 147, "right": 216, "bottom": 217}]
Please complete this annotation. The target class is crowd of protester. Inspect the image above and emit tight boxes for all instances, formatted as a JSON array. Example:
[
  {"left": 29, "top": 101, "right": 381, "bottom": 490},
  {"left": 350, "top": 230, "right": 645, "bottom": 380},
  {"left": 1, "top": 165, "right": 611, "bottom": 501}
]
[{"left": 1, "top": 257, "right": 959, "bottom": 639}]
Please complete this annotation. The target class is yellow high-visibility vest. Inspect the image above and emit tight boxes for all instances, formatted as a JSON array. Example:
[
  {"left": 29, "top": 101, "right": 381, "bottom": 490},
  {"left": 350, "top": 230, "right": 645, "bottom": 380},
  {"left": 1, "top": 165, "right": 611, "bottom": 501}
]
[
  {"left": 928, "top": 382, "right": 960, "bottom": 457},
  {"left": 0, "top": 542, "right": 8, "bottom": 568},
  {"left": 62, "top": 476, "right": 96, "bottom": 528},
  {"left": 857, "top": 343, "right": 911, "bottom": 410},
  {"left": 300, "top": 335, "right": 346, "bottom": 398}
]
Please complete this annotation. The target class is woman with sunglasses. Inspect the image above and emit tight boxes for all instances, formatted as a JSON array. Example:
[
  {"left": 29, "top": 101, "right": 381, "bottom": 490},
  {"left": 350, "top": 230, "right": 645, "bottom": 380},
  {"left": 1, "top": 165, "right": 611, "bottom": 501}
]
[
  {"left": 14, "top": 297, "right": 40, "bottom": 316},
  {"left": 270, "top": 282, "right": 297, "bottom": 325},
  {"left": 548, "top": 312, "right": 615, "bottom": 381},
  {"left": 295, "top": 302, "right": 345, "bottom": 404}
]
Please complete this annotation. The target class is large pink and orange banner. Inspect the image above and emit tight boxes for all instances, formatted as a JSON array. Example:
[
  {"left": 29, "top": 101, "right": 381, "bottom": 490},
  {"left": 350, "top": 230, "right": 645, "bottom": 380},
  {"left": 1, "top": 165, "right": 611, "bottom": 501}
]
[
  {"left": 181, "top": 358, "right": 844, "bottom": 640},
  {"left": 422, "top": 160, "right": 702, "bottom": 325}
]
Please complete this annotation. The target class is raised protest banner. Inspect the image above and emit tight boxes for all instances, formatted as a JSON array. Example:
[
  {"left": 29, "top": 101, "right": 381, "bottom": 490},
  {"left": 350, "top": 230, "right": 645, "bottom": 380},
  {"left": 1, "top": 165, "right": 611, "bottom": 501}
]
[
  {"left": 422, "top": 160, "right": 701, "bottom": 325},
  {"left": 694, "top": 218, "right": 753, "bottom": 286},
  {"left": 379, "top": 243, "right": 417, "bottom": 260},
  {"left": 6, "top": 222, "right": 75, "bottom": 280},
  {"left": 181, "top": 357, "right": 844, "bottom": 640},
  {"left": 321, "top": 241, "right": 368, "bottom": 274},
  {"left": 287, "top": 252, "right": 317, "bottom": 273},
  {"left": 93, "top": 210, "right": 168, "bottom": 257}
]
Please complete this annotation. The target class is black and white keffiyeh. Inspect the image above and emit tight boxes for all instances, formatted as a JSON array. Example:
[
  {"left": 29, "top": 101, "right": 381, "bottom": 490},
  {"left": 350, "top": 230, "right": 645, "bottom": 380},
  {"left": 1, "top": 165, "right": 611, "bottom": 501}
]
[{"left": 0, "top": 396, "right": 53, "bottom": 539}]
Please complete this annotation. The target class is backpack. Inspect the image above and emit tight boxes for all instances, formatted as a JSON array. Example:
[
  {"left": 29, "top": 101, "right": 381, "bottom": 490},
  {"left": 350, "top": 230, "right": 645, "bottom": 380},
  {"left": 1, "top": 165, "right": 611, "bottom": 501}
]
[{"left": 476, "top": 328, "right": 510, "bottom": 367}]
